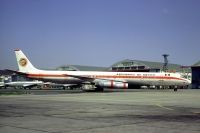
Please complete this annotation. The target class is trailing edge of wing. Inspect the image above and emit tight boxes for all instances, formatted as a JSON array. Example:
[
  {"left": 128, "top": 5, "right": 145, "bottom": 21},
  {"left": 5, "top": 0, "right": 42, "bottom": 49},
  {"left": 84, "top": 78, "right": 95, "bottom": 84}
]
[
  {"left": 64, "top": 74, "right": 95, "bottom": 81},
  {"left": 64, "top": 74, "right": 127, "bottom": 83}
]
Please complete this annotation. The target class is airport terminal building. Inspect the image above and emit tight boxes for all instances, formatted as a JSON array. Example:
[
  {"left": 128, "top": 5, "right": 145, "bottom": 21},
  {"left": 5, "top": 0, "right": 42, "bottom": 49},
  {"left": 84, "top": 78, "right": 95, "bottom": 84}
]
[
  {"left": 57, "top": 59, "right": 189, "bottom": 73},
  {"left": 108, "top": 59, "right": 185, "bottom": 72},
  {"left": 191, "top": 61, "right": 200, "bottom": 89}
]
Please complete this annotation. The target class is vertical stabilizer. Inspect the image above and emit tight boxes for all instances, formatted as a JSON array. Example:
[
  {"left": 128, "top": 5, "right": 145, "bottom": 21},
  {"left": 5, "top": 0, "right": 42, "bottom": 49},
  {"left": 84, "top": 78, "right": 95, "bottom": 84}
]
[{"left": 15, "top": 49, "right": 39, "bottom": 73}]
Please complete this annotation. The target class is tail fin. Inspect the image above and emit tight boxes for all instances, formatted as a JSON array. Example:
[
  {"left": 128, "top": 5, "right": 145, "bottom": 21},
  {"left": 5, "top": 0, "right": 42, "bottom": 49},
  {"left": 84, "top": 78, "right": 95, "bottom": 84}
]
[{"left": 15, "top": 49, "right": 39, "bottom": 73}]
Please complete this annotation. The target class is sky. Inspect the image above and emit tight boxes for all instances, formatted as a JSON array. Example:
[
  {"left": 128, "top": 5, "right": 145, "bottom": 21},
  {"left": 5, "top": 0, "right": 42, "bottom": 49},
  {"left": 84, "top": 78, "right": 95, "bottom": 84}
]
[{"left": 0, "top": 0, "right": 200, "bottom": 70}]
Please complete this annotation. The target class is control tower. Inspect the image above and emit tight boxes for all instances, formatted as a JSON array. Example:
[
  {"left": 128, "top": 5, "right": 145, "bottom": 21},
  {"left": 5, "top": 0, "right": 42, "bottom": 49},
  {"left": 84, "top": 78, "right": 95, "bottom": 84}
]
[{"left": 162, "top": 54, "right": 169, "bottom": 72}]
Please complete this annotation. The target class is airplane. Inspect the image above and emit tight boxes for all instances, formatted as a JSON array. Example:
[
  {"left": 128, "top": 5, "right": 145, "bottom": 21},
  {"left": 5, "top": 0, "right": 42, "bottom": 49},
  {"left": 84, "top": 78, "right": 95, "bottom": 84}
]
[
  {"left": 0, "top": 77, "right": 4, "bottom": 88},
  {"left": 7, "top": 49, "right": 191, "bottom": 91},
  {"left": 0, "top": 82, "right": 4, "bottom": 88},
  {"left": 3, "top": 80, "right": 43, "bottom": 89}
]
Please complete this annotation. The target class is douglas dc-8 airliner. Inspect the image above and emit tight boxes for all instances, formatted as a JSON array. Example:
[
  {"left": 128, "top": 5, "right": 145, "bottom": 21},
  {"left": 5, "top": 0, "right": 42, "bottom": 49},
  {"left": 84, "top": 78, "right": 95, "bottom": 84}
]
[{"left": 8, "top": 49, "right": 191, "bottom": 91}]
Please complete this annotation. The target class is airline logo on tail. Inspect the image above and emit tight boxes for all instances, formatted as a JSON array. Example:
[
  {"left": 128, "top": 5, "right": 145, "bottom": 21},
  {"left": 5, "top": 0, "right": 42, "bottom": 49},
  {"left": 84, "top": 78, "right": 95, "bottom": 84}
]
[
  {"left": 19, "top": 58, "right": 27, "bottom": 67},
  {"left": 15, "top": 49, "right": 39, "bottom": 72}
]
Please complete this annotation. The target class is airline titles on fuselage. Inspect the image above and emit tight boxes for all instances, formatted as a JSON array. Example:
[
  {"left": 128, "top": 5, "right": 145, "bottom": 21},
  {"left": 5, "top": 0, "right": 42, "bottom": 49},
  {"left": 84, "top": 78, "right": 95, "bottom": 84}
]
[{"left": 117, "top": 73, "right": 156, "bottom": 77}]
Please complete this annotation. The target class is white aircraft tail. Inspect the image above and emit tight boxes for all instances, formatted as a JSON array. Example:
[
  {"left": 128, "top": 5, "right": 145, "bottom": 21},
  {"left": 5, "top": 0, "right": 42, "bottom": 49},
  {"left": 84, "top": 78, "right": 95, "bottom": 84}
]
[{"left": 15, "top": 49, "right": 39, "bottom": 73}]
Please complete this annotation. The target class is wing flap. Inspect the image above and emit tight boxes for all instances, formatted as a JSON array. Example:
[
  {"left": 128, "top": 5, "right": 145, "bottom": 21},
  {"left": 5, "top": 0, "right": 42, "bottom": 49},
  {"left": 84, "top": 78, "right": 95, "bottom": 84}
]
[{"left": 64, "top": 74, "right": 127, "bottom": 84}]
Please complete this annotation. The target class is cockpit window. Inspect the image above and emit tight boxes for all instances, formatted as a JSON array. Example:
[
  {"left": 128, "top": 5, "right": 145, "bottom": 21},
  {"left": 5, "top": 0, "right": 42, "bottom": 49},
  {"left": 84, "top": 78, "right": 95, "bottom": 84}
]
[{"left": 181, "top": 74, "right": 191, "bottom": 80}]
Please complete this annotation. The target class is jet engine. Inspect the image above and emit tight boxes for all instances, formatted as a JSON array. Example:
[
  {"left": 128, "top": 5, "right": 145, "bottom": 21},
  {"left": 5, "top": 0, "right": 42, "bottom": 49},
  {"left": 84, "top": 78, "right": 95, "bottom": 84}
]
[{"left": 96, "top": 81, "right": 128, "bottom": 89}]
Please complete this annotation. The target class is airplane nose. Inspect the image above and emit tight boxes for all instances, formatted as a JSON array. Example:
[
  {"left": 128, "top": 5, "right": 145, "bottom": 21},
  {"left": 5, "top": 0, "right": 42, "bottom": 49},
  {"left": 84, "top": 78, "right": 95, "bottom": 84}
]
[{"left": 186, "top": 79, "right": 191, "bottom": 85}]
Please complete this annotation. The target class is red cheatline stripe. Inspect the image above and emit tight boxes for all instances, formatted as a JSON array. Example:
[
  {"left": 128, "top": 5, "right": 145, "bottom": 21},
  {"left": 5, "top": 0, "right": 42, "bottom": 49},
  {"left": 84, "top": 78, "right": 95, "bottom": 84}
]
[{"left": 28, "top": 74, "right": 68, "bottom": 77}]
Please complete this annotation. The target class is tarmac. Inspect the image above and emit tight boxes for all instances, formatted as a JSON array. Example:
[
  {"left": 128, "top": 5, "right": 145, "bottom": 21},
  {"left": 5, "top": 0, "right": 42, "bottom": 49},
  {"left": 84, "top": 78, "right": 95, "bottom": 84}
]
[{"left": 0, "top": 89, "right": 200, "bottom": 133}]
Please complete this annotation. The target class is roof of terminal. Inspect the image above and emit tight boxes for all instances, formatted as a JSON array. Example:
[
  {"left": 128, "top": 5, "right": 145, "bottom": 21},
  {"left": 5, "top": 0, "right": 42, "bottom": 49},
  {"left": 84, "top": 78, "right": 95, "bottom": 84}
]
[
  {"left": 192, "top": 61, "right": 200, "bottom": 67},
  {"left": 56, "top": 59, "right": 190, "bottom": 72},
  {"left": 56, "top": 65, "right": 107, "bottom": 71},
  {"left": 109, "top": 59, "right": 184, "bottom": 72}
]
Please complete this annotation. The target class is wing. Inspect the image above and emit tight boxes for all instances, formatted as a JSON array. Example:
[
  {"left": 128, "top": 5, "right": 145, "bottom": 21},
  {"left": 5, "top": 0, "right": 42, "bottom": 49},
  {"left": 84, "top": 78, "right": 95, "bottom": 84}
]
[
  {"left": 64, "top": 74, "right": 125, "bottom": 83},
  {"left": 64, "top": 74, "right": 95, "bottom": 82},
  {"left": 22, "top": 84, "right": 40, "bottom": 88}
]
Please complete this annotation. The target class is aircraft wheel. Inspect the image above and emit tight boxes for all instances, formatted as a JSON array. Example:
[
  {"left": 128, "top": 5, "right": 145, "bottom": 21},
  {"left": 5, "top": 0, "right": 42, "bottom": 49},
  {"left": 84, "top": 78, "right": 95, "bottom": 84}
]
[
  {"left": 173, "top": 86, "right": 178, "bottom": 91},
  {"left": 95, "top": 87, "right": 104, "bottom": 92}
]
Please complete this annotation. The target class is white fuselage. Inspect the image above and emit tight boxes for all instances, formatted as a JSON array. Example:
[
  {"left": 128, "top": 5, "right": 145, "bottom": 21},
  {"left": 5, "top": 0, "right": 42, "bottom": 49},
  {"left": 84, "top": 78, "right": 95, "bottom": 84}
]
[{"left": 25, "top": 70, "right": 191, "bottom": 87}]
